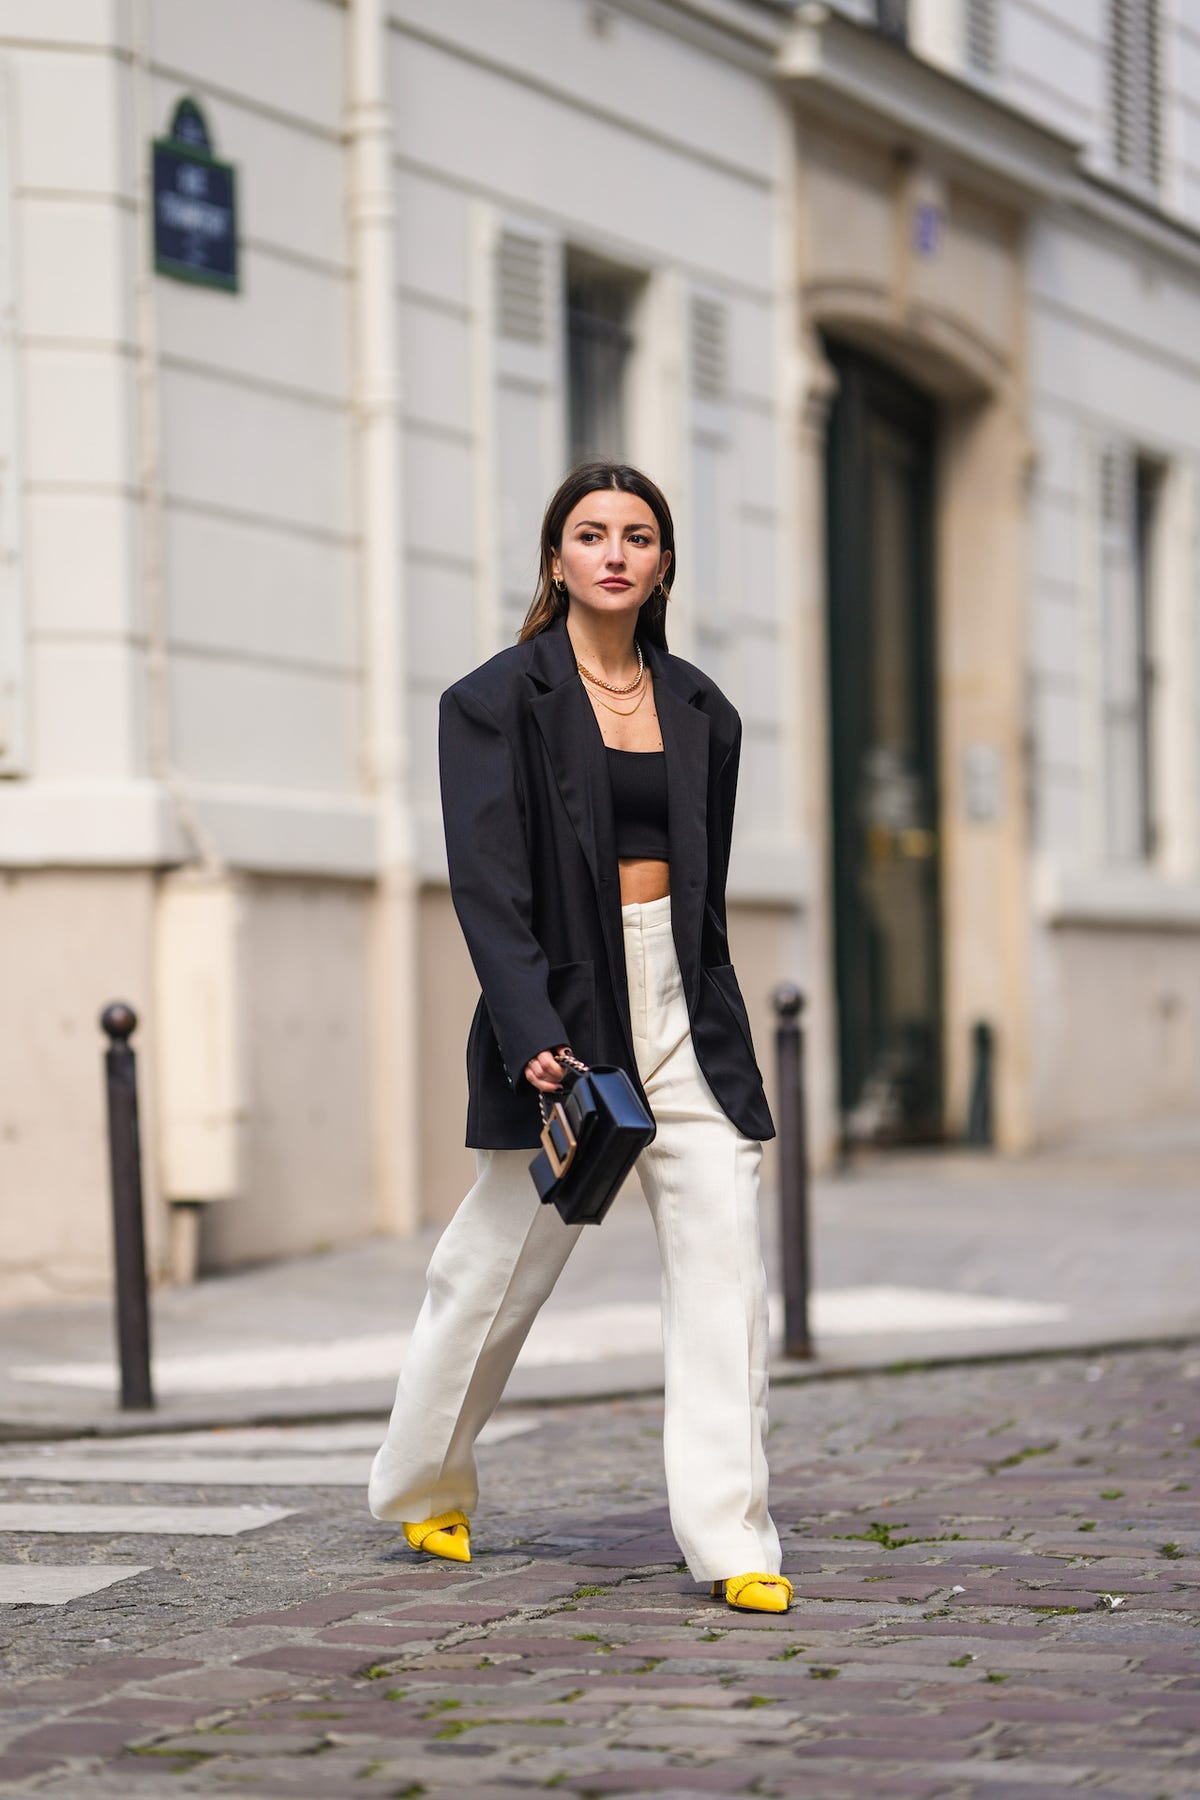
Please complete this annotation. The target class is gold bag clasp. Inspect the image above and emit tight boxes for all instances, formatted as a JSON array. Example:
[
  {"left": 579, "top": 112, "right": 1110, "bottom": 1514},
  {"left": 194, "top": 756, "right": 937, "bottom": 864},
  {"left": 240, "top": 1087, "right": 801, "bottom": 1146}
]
[{"left": 540, "top": 1101, "right": 577, "bottom": 1178}]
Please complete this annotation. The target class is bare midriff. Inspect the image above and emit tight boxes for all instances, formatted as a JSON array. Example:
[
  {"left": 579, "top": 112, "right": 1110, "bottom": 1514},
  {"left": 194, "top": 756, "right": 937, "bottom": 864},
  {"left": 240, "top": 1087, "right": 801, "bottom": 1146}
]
[{"left": 619, "top": 856, "right": 670, "bottom": 905}]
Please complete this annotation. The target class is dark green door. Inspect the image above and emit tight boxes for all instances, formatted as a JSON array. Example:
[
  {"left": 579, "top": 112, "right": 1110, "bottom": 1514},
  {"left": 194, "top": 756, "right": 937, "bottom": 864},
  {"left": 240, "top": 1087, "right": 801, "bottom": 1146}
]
[{"left": 824, "top": 344, "right": 943, "bottom": 1145}]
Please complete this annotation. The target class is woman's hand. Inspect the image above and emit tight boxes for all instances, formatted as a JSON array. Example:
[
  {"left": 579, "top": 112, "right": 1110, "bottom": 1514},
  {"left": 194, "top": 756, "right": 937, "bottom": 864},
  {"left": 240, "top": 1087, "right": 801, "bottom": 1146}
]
[{"left": 524, "top": 1046, "right": 570, "bottom": 1093}]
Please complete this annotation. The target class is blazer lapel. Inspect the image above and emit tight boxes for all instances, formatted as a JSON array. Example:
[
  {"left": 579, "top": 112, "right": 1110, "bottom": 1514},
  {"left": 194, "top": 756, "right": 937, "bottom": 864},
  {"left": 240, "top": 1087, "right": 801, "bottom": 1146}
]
[
  {"left": 527, "top": 617, "right": 618, "bottom": 895},
  {"left": 528, "top": 620, "right": 628, "bottom": 1041},
  {"left": 646, "top": 645, "right": 710, "bottom": 1007}
]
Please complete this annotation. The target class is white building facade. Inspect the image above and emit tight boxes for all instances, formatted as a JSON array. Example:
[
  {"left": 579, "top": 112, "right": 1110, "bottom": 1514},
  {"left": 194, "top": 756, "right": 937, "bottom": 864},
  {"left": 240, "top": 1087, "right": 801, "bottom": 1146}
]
[{"left": 0, "top": 0, "right": 1197, "bottom": 1303}]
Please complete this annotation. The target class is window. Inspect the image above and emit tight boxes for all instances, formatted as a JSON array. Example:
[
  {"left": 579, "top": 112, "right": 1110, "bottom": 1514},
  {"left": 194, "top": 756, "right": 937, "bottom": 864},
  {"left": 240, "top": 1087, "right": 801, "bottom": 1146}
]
[
  {"left": 1110, "top": 0, "right": 1161, "bottom": 190},
  {"left": 565, "top": 253, "right": 640, "bottom": 466},
  {"left": 874, "top": 0, "right": 910, "bottom": 45},
  {"left": 1099, "top": 445, "right": 1162, "bottom": 863}
]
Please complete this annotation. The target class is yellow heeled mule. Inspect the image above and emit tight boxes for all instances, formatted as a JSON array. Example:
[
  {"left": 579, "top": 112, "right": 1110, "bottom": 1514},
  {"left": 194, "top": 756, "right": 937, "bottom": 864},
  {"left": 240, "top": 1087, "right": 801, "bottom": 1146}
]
[
  {"left": 712, "top": 1572, "right": 793, "bottom": 1614},
  {"left": 402, "top": 1509, "right": 471, "bottom": 1562}
]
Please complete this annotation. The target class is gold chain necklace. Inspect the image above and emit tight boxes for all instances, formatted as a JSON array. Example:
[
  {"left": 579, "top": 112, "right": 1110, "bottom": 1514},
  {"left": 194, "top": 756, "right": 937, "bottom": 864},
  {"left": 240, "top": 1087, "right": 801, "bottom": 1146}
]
[
  {"left": 586, "top": 680, "right": 650, "bottom": 719},
  {"left": 576, "top": 642, "right": 645, "bottom": 694}
]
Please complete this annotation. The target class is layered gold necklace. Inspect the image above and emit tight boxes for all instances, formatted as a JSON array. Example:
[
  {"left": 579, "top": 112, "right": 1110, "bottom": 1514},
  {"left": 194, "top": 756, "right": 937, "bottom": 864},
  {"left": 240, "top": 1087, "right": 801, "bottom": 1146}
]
[
  {"left": 575, "top": 642, "right": 644, "bottom": 694},
  {"left": 577, "top": 645, "right": 649, "bottom": 718}
]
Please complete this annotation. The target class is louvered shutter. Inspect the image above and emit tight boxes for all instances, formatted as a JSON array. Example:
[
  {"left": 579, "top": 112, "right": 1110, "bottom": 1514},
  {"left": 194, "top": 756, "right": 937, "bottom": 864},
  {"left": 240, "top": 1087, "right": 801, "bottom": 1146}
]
[
  {"left": 1097, "top": 442, "right": 1146, "bottom": 862},
  {"left": 963, "top": 0, "right": 996, "bottom": 76},
  {"left": 493, "top": 222, "right": 564, "bottom": 648},
  {"left": 688, "top": 291, "right": 735, "bottom": 665},
  {"left": 1110, "top": 0, "right": 1161, "bottom": 190}
]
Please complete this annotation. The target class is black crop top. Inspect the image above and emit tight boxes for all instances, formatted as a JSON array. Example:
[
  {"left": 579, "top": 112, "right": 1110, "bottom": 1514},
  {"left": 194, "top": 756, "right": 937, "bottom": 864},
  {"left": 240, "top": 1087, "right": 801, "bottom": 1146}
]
[{"left": 606, "top": 747, "right": 669, "bottom": 862}]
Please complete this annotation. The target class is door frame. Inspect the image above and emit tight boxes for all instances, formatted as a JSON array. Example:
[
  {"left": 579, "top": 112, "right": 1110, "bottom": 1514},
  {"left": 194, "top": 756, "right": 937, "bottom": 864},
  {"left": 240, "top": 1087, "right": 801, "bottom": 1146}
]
[{"left": 823, "top": 338, "right": 945, "bottom": 1145}]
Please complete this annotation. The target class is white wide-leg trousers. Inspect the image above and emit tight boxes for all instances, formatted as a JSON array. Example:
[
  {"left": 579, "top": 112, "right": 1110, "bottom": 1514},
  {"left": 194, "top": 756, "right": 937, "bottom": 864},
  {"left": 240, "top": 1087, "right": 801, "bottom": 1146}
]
[{"left": 368, "top": 894, "right": 781, "bottom": 1582}]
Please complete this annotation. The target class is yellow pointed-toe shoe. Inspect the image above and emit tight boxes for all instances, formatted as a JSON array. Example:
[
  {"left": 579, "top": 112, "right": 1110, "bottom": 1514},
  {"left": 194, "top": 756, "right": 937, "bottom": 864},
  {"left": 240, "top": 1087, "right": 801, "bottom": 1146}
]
[
  {"left": 712, "top": 1572, "right": 792, "bottom": 1614},
  {"left": 402, "top": 1509, "right": 471, "bottom": 1563}
]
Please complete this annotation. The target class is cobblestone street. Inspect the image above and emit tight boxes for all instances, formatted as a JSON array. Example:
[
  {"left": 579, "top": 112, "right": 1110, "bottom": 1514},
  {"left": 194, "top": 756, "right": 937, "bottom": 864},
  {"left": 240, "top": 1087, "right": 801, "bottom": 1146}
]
[{"left": 0, "top": 1344, "right": 1197, "bottom": 1797}]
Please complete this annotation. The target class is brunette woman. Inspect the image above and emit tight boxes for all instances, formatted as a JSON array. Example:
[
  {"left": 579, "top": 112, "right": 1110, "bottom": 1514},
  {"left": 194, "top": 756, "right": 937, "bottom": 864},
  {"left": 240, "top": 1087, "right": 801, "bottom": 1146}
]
[{"left": 369, "top": 462, "right": 790, "bottom": 1614}]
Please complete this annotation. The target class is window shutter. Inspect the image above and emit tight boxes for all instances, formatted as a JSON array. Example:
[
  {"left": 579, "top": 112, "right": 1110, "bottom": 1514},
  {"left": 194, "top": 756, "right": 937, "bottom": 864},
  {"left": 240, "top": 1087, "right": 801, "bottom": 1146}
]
[
  {"left": 491, "top": 223, "right": 564, "bottom": 647},
  {"left": 1110, "top": 0, "right": 1161, "bottom": 190},
  {"left": 496, "top": 230, "right": 548, "bottom": 347},
  {"left": 1098, "top": 442, "right": 1144, "bottom": 862},
  {"left": 690, "top": 295, "right": 728, "bottom": 404},
  {"left": 963, "top": 0, "right": 997, "bottom": 77},
  {"left": 687, "top": 292, "right": 736, "bottom": 672}
]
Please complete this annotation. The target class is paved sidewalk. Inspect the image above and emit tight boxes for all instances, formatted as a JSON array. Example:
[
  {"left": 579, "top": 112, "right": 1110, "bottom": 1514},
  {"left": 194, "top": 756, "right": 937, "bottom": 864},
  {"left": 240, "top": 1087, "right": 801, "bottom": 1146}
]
[
  {"left": 0, "top": 1344, "right": 1197, "bottom": 1797},
  {"left": 2, "top": 1126, "right": 1198, "bottom": 1438}
]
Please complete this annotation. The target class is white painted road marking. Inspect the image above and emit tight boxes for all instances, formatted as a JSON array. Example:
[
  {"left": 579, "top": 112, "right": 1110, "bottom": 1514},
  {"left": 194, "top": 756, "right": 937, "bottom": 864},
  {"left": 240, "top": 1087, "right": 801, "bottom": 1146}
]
[
  {"left": 0, "top": 1503, "right": 295, "bottom": 1535},
  {"left": 0, "top": 1456, "right": 382, "bottom": 1487},
  {"left": 0, "top": 1565, "right": 151, "bottom": 1606},
  {"left": 6, "top": 1287, "right": 1069, "bottom": 1395},
  {"left": 0, "top": 1416, "right": 541, "bottom": 1488}
]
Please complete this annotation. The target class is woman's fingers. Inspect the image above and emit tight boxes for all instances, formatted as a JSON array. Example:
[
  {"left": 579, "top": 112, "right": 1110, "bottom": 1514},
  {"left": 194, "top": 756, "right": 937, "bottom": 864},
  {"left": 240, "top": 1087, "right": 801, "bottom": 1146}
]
[{"left": 524, "top": 1047, "right": 568, "bottom": 1091}]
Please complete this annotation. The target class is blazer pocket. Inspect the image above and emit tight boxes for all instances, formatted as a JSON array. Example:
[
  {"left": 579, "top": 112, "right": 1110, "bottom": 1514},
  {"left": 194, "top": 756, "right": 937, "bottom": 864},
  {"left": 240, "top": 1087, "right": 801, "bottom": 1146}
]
[
  {"left": 701, "top": 962, "right": 760, "bottom": 1067},
  {"left": 547, "top": 959, "right": 596, "bottom": 1057}
]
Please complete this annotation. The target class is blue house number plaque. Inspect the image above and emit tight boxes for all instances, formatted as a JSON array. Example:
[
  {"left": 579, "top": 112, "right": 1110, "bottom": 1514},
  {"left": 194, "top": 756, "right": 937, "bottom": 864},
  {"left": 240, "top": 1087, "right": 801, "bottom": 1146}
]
[{"left": 153, "top": 98, "right": 239, "bottom": 293}]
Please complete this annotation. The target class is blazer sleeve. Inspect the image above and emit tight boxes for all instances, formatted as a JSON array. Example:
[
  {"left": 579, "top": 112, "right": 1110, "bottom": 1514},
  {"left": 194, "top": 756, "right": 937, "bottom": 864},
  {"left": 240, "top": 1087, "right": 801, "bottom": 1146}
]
[{"left": 439, "top": 683, "right": 570, "bottom": 1089}]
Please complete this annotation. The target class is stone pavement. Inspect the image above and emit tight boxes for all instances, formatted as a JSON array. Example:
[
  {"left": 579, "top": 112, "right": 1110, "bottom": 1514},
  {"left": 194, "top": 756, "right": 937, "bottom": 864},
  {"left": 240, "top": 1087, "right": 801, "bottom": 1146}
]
[
  {"left": 2, "top": 1125, "right": 1199, "bottom": 1438},
  {"left": 0, "top": 1343, "right": 1198, "bottom": 1797}
]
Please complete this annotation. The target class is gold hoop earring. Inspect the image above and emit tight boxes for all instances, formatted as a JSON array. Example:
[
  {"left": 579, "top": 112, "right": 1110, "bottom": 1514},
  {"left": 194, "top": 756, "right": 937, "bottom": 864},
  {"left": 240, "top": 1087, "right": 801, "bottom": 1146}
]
[
  {"left": 654, "top": 581, "right": 668, "bottom": 599},
  {"left": 553, "top": 579, "right": 568, "bottom": 602}
]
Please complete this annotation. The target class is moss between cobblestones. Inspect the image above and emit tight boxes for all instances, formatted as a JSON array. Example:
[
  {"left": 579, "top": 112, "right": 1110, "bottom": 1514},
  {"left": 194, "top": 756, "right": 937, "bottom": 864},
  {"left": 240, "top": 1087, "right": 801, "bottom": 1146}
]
[{"left": 987, "top": 1440, "right": 1060, "bottom": 1472}]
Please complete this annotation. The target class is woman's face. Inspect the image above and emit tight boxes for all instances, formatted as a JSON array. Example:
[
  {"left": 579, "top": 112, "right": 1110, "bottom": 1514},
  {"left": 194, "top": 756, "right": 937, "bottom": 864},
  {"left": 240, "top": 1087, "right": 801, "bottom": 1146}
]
[{"left": 552, "top": 489, "right": 671, "bottom": 622}]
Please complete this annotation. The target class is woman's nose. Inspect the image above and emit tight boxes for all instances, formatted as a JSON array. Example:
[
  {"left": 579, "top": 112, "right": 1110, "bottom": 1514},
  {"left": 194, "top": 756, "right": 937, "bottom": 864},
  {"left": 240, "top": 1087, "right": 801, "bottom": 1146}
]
[{"left": 606, "top": 539, "right": 626, "bottom": 565}]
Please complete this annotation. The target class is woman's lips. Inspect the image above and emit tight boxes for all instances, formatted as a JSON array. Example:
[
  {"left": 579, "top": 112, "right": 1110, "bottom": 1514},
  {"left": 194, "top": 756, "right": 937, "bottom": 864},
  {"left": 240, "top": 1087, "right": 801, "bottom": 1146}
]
[{"left": 598, "top": 579, "right": 631, "bottom": 590}]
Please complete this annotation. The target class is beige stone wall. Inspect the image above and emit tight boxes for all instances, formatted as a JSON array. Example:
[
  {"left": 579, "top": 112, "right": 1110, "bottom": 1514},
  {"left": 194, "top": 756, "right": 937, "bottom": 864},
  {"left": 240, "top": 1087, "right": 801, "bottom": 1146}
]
[
  {"left": 1030, "top": 925, "right": 1200, "bottom": 1142},
  {"left": 415, "top": 886, "right": 480, "bottom": 1228},
  {"left": 197, "top": 877, "right": 375, "bottom": 1269},
  {"left": 0, "top": 867, "right": 380, "bottom": 1303},
  {"left": 0, "top": 870, "right": 161, "bottom": 1307}
]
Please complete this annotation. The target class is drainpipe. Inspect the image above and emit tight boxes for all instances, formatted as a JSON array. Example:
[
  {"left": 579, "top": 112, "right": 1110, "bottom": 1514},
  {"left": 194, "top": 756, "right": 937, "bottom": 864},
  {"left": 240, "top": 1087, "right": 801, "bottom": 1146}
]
[{"left": 348, "top": 0, "right": 419, "bottom": 1235}]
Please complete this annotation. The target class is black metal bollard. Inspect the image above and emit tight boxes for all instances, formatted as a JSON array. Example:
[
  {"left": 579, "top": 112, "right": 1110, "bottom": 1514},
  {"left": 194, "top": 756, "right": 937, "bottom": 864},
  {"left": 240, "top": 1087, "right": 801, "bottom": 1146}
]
[
  {"left": 773, "top": 983, "right": 814, "bottom": 1360},
  {"left": 966, "top": 1019, "right": 995, "bottom": 1148},
  {"left": 100, "top": 1003, "right": 154, "bottom": 1410}
]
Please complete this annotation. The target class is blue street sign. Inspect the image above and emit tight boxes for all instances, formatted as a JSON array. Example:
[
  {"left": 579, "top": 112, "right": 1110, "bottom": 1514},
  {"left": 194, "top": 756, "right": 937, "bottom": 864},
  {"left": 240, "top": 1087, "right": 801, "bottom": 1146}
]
[{"left": 153, "top": 98, "right": 239, "bottom": 293}]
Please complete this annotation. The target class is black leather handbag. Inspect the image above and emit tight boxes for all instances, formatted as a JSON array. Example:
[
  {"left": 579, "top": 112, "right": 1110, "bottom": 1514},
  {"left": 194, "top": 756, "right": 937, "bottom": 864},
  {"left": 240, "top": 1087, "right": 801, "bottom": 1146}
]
[{"left": 529, "top": 1050, "right": 655, "bottom": 1225}]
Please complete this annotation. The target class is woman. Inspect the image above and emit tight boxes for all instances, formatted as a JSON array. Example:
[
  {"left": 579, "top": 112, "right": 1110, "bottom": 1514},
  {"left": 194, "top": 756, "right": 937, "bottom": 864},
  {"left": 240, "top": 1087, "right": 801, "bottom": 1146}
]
[{"left": 368, "top": 462, "right": 790, "bottom": 1614}]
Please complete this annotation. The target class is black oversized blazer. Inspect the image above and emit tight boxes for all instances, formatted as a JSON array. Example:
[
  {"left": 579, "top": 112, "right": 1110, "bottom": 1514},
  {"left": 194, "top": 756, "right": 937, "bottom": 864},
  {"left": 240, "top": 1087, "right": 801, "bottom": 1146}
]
[{"left": 439, "top": 612, "right": 775, "bottom": 1149}]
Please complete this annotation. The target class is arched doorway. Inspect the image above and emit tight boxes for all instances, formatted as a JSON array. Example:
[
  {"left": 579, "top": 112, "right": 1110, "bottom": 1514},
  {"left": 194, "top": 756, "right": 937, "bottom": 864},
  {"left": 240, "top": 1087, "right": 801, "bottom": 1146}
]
[{"left": 824, "top": 342, "right": 943, "bottom": 1146}]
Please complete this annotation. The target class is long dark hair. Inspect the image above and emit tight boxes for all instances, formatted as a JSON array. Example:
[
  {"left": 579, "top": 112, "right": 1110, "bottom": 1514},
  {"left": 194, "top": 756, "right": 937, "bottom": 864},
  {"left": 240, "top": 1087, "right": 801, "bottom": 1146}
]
[{"left": 518, "top": 461, "right": 676, "bottom": 649}]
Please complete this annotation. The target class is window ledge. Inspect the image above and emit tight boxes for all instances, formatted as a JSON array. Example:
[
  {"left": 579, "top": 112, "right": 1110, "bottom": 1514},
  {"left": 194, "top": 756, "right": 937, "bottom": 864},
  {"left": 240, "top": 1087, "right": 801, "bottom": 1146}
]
[
  {"left": 1034, "top": 860, "right": 1200, "bottom": 931},
  {"left": 778, "top": 4, "right": 1081, "bottom": 206}
]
